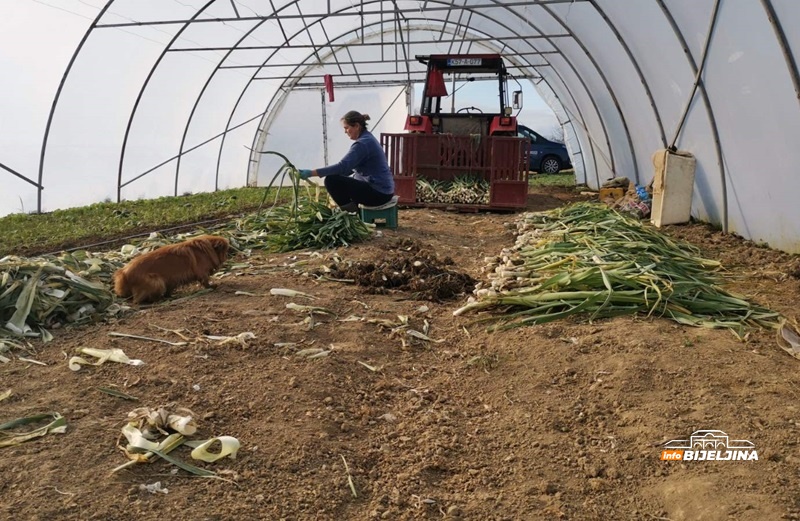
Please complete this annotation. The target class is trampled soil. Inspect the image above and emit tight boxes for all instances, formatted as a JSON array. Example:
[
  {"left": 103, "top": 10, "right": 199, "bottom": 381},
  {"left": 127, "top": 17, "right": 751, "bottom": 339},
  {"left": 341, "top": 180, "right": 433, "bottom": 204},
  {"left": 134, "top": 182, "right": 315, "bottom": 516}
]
[{"left": 2, "top": 184, "right": 800, "bottom": 521}]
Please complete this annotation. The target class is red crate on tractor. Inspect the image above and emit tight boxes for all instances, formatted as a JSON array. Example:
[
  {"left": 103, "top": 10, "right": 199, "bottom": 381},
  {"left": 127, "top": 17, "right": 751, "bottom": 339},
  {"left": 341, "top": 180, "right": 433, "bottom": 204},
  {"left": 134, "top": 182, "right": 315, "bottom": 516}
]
[
  {"left": 381, "top": 53, "right": 530, "bottom": 210},
  {"left": 381, "top": 133, "right": 529, "bottom": 209}
]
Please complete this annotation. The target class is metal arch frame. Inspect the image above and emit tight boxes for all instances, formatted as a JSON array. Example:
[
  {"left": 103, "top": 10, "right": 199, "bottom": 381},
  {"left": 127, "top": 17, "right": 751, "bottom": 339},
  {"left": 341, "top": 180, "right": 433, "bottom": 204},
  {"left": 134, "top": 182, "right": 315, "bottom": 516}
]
[
  {"left": 218, "top": 52, "right": 556, "bottom": 70},
  {"left": 113, "top": 0, "right": 309, "bottom": 197},
  {"left": 93, "top": 1, "right": 590, "bottom": 29},
  {"left": 74, "top": 1, "right": 592, "bottom": 197},
  {"left": 501, "top": 6, "right": 608, "bottom": 187},
  {"left": 588, "top": 0, "right": 667, "bottom": 148},
  {"left": 1, "top": 162, "right": 42, "bottom": 189},
  {"left": 24, "top": 0, "right": 798, "bottom": 240},
  {"left": 115, "top": 1, "right": 218, "bottom": 201},
  {"left": 475, "top": 2, "right": 614, "bottom": 185},
  {"left": 103, "top": 2, "right": 572, "bottom": 189},
  {"left": 760, "top": 0, "right": 800, "bottom": 107},
  {"left": 447, "top": 5, "right": 474, "bottom": 55},
  {"left": 245, "top": 11, "right": 605, "bottom": 188},
  {"left": 395, "top": 16, "right": 412, "bottom": 84},
  {"left": 173, "top": 4, "right": 308, "bottom": 196},
  {"left": 34, "top": 0, "right": 602, "bottom": 208},
  {"left": 389, "top": 0, "right": 600, "bottom": 175},
  {"left": 201, "top": 2, "right": 587, "bottom": 187},
  {"left": 36, "top": 0, "right": 115, "bottom": 213},
  {"left": 57, "top": 1, "right": 604, "bottom": 200},
  {"left": 540, "top": 3, "right": 639, "bottom": 184},
  {"left": 244, "top": 20, "right": 539, "bottom": 182},
  {"left": 655, "top": 0, "right": 728, "bottom": 233}
]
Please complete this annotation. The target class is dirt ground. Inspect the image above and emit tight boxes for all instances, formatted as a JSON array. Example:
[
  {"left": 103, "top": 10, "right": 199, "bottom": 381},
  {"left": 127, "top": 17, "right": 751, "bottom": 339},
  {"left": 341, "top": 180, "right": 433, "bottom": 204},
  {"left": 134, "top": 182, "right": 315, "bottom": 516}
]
[{"left": 2, "top": 185, "right": 800, "bottom": 521}]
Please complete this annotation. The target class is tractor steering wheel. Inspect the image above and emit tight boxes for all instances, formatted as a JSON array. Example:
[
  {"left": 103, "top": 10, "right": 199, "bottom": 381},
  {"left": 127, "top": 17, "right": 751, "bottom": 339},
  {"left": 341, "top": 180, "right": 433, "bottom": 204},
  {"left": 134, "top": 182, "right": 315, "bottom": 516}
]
[{"left": 456, "top": 106, "right": 484, "bottom": 114}]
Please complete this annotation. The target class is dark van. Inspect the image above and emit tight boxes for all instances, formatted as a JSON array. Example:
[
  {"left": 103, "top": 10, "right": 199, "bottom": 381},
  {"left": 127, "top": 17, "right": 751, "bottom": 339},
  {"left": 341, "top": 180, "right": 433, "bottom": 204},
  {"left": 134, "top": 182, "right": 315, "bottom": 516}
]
[{"left": 518, "top": 124, "right": 572, "bottom": 174}]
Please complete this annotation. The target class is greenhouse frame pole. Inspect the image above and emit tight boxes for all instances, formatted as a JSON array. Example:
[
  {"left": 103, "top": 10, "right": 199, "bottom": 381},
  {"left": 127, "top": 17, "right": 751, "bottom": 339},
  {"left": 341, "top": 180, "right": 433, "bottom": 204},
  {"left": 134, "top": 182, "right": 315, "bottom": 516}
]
[
  {"left": 1, "top": 162, "right": 41, "bottom": 188},
  {"left": 588, "top": 0, "right": 667, "bottom": 148},
  {"left": 37, "top": 1, "right": 114, "bottom": 213},
  {"left": 656, "top": 0, "right": 728, "bottom": 233},
  {"left": 210, "top": 3, "right": 577, "bottom": 187},
  {"left": 113, "top": 1, "right": 217, "bottom": 202},
  {"left": 760, "top": 0, "right": 800, "bottom": 106},
  {"left": 542, "top": 3, "right": 639, "bottom": 183}
]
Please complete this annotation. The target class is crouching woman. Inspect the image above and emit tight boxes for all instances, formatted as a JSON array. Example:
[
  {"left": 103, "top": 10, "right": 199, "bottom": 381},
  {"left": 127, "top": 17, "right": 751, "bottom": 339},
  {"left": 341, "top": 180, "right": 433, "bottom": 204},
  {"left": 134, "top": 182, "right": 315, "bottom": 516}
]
[{"left": 299, "top": 111, "right": 395, "bottom": 212}]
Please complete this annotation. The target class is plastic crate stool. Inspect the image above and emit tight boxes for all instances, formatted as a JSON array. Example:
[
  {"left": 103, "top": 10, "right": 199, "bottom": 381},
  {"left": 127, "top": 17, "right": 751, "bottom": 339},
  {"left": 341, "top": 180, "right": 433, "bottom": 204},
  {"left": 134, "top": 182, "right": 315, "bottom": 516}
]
[{"left": 359, "top": 195, "right": 399, "bottom": 229}]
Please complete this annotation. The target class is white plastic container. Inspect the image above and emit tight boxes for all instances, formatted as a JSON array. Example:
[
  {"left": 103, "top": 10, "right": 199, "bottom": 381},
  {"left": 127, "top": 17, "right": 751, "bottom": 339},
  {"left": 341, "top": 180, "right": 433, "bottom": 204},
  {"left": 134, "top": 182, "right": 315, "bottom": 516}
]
[{"left": 650, "top": 149, "right": 696, "bottom": 227}]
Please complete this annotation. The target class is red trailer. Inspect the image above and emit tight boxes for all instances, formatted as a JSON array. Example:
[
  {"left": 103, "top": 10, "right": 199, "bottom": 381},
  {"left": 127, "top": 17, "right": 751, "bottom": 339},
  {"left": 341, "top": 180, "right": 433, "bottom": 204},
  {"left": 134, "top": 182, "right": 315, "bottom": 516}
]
[{"left": 382, "top": 54, "right": 530, "bottom": 210}]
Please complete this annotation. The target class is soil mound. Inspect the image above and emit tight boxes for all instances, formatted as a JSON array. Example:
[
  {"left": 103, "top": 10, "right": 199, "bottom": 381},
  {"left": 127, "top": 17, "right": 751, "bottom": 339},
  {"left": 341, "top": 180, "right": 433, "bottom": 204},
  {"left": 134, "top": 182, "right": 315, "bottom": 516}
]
[{"left": 321, "top": 237, "right": 476, "bottom": 300}]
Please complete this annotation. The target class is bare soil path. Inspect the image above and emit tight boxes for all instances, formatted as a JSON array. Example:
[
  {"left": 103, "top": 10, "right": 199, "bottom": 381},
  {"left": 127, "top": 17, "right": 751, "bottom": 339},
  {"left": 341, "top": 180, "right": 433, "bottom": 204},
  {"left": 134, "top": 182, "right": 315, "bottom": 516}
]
[{"left": 2, "top": 186, "right": 799, "bottom": 521}]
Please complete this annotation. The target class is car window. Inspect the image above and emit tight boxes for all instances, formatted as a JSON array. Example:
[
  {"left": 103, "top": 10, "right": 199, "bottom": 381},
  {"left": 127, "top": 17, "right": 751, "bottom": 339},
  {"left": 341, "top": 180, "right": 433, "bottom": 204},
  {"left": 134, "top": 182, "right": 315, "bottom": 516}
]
[{"left": 519, "top": 127, "right": 538, "bottom": 143}]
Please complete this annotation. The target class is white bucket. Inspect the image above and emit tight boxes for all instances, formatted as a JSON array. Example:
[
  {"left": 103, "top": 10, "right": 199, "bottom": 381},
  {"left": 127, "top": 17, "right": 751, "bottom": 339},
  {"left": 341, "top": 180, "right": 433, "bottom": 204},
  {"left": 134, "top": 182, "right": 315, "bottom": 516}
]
[{"left": 650, "top": 149, "right": 696, "bottom": 227}]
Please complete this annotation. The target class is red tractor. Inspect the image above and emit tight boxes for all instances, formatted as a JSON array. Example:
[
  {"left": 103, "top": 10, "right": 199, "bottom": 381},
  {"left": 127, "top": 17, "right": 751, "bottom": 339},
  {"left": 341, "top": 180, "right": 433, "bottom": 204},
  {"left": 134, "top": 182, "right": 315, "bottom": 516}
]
[{"left": 381, "top": 54, "right": 530, "bottom": 209}]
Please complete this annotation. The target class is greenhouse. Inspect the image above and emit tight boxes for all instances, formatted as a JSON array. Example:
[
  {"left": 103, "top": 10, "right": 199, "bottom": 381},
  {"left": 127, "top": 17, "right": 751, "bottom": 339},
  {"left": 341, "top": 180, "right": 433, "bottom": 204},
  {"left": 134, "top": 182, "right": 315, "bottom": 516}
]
[
  {"left": 2, "top": 2, "right": 800, "bottom": 520},
  {"left": 3, "top": 0, "right": 799, "bottom": 249}
]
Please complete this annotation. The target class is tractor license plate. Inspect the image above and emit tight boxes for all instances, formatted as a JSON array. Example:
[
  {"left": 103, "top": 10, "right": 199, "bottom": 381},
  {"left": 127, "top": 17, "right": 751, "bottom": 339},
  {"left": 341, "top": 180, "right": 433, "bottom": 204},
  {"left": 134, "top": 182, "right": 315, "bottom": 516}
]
[{"left": 447, "top": 58, "right": 482, "bottom": 66}]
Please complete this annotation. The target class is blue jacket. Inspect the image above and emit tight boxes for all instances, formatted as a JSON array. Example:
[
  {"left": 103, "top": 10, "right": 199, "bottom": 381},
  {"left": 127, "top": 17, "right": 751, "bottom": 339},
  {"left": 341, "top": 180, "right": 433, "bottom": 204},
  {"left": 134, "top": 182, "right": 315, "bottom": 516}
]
[{"left": 317, "top": 130, "right": 395, "bottom": 195}]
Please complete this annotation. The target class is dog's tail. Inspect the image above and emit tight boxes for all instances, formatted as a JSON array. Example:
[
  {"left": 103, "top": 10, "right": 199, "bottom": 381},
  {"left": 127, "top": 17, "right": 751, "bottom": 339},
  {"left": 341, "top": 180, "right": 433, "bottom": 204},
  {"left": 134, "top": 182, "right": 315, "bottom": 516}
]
[{"left": 112, "top": 270, "right": 131, "bottom": 298}]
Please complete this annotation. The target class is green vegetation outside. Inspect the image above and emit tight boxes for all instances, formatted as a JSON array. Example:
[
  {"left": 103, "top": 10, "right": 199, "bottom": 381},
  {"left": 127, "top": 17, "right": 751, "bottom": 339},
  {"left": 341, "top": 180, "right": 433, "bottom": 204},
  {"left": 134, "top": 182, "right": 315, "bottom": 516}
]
[
  {"left": 2, "top": 172, "right": 579, "bottom": 256},
  {"left": 528, "top": 170, "right": 577, "bottom": 188},
  {"left": 0, "top": 187, "right": 277, "bottom": 256}
]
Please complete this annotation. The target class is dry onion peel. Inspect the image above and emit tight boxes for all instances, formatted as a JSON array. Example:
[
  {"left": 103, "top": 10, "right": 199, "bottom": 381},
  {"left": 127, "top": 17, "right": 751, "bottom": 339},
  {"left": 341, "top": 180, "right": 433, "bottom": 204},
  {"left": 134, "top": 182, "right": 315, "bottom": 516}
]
[
  {"left": 69, "top": 347, "right": 144, "bottom": 371},
  {"left": 186, "top": 436, "right": 240, "bottom": 462},
  {"left": 270, "top": 288, "right": 317, "bottom": 300}
]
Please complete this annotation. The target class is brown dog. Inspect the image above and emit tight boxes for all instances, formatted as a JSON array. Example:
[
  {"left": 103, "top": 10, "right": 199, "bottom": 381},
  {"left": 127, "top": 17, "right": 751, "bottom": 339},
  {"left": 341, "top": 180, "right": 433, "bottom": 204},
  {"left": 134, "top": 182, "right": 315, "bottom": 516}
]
[{"left": 113, "top": 235, "right": 230, "bottom": 304}]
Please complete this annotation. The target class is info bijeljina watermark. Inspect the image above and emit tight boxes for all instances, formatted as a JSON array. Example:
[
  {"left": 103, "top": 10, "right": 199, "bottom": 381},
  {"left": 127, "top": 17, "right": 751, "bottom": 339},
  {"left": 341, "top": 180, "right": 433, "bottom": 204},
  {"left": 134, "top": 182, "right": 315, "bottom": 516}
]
[{"left": 660, "top": 430, "right": 759, "bottom": 461}]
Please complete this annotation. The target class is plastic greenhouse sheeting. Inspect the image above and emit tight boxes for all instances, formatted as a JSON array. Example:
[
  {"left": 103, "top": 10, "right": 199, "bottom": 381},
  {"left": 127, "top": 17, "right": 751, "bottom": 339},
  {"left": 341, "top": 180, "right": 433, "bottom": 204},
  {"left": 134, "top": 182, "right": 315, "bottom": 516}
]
[{"left": 1, "top": 0, "right": 799, "bottom": 252}]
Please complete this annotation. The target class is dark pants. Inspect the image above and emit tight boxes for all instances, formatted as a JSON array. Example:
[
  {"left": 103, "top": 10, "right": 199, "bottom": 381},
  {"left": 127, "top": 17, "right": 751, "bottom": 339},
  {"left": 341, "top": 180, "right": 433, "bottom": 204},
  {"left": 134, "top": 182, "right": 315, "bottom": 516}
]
[{"left": 324, "top": 175, "right": 393, "bottom": 209}]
